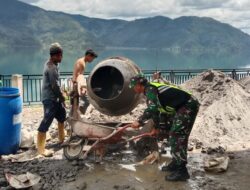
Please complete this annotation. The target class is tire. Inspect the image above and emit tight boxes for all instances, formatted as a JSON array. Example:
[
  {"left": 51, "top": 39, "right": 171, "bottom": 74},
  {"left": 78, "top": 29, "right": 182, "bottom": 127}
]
[{"left": 63, "top": 138, "right": 84, "bottom": 161}]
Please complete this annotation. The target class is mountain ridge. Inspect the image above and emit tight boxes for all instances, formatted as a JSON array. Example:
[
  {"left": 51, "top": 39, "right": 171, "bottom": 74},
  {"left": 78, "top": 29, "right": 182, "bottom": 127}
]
[{"left": 0, "top": 0, "right": 250, "bottom": 51}]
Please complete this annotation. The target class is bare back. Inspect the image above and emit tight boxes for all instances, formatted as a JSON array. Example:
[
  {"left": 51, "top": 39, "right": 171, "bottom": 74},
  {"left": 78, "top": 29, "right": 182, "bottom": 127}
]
[{"left": 72, "top": 57, "right": 86, "bottom": 82}]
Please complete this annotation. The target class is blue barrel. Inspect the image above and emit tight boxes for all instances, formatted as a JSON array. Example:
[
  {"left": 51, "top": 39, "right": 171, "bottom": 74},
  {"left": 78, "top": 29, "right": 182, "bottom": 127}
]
[{"left": 0, "top": 87, "right": 22, "bottom": 155}]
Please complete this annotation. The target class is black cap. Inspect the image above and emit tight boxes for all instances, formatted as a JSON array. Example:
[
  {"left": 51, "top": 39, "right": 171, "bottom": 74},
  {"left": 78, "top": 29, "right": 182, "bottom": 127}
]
[{"left": 85, "top": 49, "right": 98, "bottom": 58}]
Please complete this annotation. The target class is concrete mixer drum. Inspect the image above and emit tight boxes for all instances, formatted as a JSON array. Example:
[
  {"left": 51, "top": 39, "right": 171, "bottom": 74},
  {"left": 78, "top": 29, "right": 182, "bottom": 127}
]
[{"left": 87, "top": 57, "right": 141, "bottom": 116}]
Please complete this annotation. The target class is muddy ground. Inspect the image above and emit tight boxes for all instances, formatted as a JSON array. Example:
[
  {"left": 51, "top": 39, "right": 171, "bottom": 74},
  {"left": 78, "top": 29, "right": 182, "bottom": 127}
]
[{"left": 0, "top": 107, "right": 250, "bottom": 190}]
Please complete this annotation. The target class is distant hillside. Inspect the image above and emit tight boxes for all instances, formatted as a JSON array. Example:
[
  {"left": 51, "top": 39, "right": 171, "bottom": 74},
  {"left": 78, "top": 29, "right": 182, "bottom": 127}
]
[
  {"left": 73, "top": 15, "right": 250, "bottom": 51},
  {"left": 1, "top": 0, "right": 250, "bottom": 51},
  {"left": 0, "top": 0, "right": 99, "bottom": 48}
]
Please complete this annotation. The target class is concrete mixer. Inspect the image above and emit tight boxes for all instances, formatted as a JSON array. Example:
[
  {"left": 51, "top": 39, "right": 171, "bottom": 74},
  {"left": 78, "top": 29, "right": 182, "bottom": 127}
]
[{"left": 87, "top": 56, "right": 141, "bottom": 116}]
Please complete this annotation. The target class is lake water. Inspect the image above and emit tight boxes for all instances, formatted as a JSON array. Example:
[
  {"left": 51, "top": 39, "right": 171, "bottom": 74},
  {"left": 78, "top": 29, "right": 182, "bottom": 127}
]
[{"left": 0, "top": 47, "right": 250, "bottom": 75}]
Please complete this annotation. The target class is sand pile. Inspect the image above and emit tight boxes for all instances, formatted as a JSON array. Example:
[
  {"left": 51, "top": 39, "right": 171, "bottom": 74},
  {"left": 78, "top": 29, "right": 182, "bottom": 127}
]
[
  {"left": 239, "top": 76, "right": 250, "bottom": 92},
  {"left": 84, "top": 103, "right": 146, "bottom": 123},
  {"left": 181, "top": 70, "right": 250, "bottom": 150}
]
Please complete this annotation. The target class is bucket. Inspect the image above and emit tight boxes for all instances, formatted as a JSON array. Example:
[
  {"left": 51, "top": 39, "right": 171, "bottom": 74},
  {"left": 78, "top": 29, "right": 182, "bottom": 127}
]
[{"left": 0, "top": 87, "right": 22, "bottom": 155}]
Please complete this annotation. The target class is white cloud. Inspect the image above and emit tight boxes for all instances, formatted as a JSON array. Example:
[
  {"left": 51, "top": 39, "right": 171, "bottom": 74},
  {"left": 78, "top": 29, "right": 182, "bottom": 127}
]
[
  {"left": 19, "top": 0, "right": 250, "bottom": 34},
  {"left": 179, "top": 0, "right": 226, "bottom": 9}
]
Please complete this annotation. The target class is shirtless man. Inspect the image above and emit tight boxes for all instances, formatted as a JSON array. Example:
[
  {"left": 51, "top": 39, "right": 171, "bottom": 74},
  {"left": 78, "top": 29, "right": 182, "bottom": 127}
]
[
  {"left": 152, "top": 71, "right": 171, "bottom": 84},
  {"left": 72, "top": 49, "right": 98, "bottom": 114}
]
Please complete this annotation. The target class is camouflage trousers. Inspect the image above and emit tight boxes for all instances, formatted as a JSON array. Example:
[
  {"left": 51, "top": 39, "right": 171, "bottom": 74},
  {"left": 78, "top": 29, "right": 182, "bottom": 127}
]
[{"left": 169, "top": 97, "right": 200, "bottom": 166}]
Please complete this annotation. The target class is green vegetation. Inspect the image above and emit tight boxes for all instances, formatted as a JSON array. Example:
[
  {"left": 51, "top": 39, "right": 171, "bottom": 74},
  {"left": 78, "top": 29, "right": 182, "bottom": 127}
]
[{"left": 1, "top": 0, "right": 250, "bottom": 52}]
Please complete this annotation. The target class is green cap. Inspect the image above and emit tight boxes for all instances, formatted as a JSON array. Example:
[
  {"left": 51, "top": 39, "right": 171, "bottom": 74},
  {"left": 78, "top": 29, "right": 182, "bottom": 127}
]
[{"left": 129, "top": 73, "right": 147, "bottom": 88}]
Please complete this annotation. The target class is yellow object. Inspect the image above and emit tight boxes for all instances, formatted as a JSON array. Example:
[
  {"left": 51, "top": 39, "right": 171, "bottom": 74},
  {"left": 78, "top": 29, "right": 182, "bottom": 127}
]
[
  {"left": 150, "top": 82, "right": 192, "bottom": 114},
  {"left": 58, "top": 122, "right": 65, "bottom": 143},
  {"left": 37, "top": 132, "right": 53, "bottom": 157}
]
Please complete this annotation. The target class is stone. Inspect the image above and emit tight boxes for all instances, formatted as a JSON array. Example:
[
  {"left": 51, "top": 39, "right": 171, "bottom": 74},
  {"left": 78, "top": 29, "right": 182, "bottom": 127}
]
[
  {"left": 71, "top": 160, "right": 78, "bottom": 166},
  {"left": 43, "top": 183, "right": 51, "bottom": 189},
  {"left": 66, "top": 172, "right": 74, "bottom": 178},
  {"left": 65, "top": 177, "right": 76, "bottom": 182},
  {"left": 0, "top": 177, "right": 7, "bottom": 187}
]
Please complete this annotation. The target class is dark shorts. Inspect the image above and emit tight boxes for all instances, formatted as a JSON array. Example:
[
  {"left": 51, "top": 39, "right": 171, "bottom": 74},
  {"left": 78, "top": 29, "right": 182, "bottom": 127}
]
[{"left": 38, "top": 100, "right": 66, "bottom": 133}]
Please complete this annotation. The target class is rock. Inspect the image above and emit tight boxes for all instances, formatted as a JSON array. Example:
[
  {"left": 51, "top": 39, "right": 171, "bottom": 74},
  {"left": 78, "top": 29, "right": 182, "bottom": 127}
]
[
  {"left": 5, "top": 172, "right": 41, "bottom": 189},
  {"left": 67, "top": 172, "right": 74, "bottom": 178},
  {"left": 51, "top": 179, "right": 57, "bottom": 186},
  {"left": 43, "top": 183, "right": 51, "bottom": 189},
  {"left": 204, "top": 156, "right": 230, "bottom": 173},
  {"left": 39, "top": 171, "right": 49, "bottom": 176},
  {"left": 203, "top": 146, "right": 226, "bottom": 155},
  {"left": 77, "top": 182, "right": 87, "bottom": 190},
  {"left": 71, "top": 160, "right": 78, "bottom": 166},
  {"left": 1, "top": 186, "right": 13, "bottom": 190},
  {"left": 113, "top": 185, "right": 130, "bottom": 190},
  {"left": 65, "top": 177, "right": 76, "bottom": 182},
  {"left": 136, "top": 151, "right": 160, "bottom": 165},
  {"left": 227, "top": 152, "right": 235, "bottom": 159},
  {"left": 0, "top": 177, "right": 7, "bottom": 187},
  {"left": 52, "top": 171, "right": 60, "bottom": 180},
  {"left": 195, "top": 142, "right": 203, "bottom": 149},
  {"left": 188, "top": 146, "right": 194, "bottom": 151},
  {"left": 3, "top": 169, "right": 11, "bottom": 173}
]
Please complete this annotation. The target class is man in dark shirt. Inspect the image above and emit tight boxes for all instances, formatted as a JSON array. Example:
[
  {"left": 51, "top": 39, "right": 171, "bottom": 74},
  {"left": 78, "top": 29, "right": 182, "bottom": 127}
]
[
  {"left": 129, "top": 73, "right": 199, "bottom": 181},
  {"left": 37, "top": 43, "right": 66, "bottom": 157}
]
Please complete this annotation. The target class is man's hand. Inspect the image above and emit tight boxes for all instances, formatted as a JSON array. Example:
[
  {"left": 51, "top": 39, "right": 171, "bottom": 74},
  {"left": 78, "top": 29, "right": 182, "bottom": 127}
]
[
  {"left": 150, "top": 128, "right": 159, "bottom": 136},
  {"left": 62, "top": 101, "right": 67, "bottom": 109},
  {"left": 79, "top": 86, "right": 87, "bottom": 96},
  {"left": 131, "top": 121, "right": 140, "bottom": 129}
]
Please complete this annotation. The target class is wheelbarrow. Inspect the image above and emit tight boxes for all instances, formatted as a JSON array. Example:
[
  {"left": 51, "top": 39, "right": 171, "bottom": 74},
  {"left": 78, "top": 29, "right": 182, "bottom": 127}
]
[{"left": 63, "top": 117, "right": 158, "bottom": 161}]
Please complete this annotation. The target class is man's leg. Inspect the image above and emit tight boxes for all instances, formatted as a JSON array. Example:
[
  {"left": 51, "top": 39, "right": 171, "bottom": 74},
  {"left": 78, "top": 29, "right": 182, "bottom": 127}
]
[
  {"left": 55, "top": 102, "right": 67, "bottom": 143},
  {"left": 79, "top": 94, "right": 90, "bottom": 114},
  {"left": 166, "top": 98, "right": 199, "bottom": 181},
  {"left": 37, "top": 100, "right": 56, "bottom": 157}
]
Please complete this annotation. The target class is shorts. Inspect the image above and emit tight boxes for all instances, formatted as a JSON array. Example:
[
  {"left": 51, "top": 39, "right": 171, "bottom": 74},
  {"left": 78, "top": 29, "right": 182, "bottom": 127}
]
[{"left": 38, "top": 99, "right": 66, "bottom": 133}]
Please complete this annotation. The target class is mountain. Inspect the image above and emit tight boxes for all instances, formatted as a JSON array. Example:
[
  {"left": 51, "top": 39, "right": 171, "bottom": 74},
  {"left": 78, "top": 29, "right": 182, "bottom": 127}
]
[
  {"left": 73, "top": 15, "right": 250, "bottom": 51},
  {"left": 1, "top": 0, "right": 250, "bottom": 51},
  {"left": 0, "top": 0, "right": 99, "bottom": 48}
]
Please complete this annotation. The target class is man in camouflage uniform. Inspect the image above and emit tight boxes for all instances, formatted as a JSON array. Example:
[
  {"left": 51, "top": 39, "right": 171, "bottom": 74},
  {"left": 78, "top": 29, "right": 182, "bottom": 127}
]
[{"left": 129, "top": 73, "right": 199, "bottom": 181}]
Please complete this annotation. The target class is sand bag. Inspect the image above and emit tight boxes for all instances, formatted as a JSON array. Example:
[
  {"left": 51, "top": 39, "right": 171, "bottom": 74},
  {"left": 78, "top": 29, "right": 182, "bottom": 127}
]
[
  {"left": 204, "top": 155, "right": 229, "bottom": 173},
  {"left": 5, "top": 172, "right": 41, "bottom": 189}
]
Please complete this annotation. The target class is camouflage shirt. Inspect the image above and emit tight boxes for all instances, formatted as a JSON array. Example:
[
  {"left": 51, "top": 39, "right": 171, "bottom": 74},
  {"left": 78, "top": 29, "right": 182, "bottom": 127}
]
[
  {"left": 138, "top": 83, "right": 191, "bottom": 126},
  {"left": 138, "top": 85, "right": 161, "bottom": 126}
]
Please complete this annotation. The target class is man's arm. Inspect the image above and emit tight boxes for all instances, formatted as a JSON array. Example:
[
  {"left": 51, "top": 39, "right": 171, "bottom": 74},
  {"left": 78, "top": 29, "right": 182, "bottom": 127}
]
[
  {"left": 138, "top": 86, "right": 160, "bottom": 127},
  {"left": 158, "top": 76, "right": 171, "bottom": 85},
  {"left": 47, "top": 66, "right": 65, "bottom": 102}
]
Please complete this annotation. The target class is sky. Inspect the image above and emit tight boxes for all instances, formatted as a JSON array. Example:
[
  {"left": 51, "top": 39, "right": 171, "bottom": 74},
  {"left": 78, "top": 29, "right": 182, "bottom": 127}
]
[{"left": 19, "top": 0, "right": 250, "bottom": 34}]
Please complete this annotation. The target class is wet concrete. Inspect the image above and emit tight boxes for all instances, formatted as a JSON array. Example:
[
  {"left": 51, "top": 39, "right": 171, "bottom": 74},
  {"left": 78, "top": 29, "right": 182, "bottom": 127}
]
[
  {"left": 60, "top": 149, "right": 250, "bottom": 190},
  {"left": 1, "top": 106, "right": 250, "bottom": 190},
  {"left": 62, "top": 158, "right": 199, "bottom": 190},
  {"left": 1, "top": 148, "right": 250, "bottom": 189}
]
